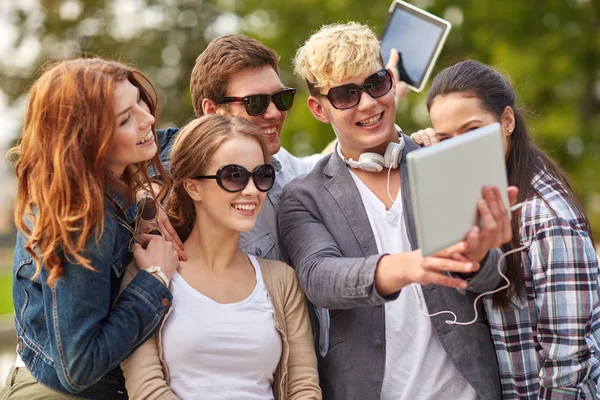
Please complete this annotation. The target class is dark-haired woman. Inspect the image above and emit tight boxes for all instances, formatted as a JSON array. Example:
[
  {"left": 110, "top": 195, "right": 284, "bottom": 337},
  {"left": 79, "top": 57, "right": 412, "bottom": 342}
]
[{"left": 420, "top": 60, "right": 599, "bottom": 399}]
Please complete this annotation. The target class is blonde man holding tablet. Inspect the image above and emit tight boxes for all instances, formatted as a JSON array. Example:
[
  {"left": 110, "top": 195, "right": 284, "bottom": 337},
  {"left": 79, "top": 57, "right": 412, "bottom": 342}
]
[{"left": 279, "top": 22, "right": 517, "bottom": 400}]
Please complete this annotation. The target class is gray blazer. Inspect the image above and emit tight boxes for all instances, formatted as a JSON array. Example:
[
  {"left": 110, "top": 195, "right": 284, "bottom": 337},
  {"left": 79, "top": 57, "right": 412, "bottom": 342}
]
[{"left": 279, "top": 136, "right": 502, "bottom": 400}]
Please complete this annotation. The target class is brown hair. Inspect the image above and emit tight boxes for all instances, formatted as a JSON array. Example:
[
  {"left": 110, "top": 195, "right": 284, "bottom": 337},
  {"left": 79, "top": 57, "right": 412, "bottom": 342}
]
[
  {"left": 166, "top": 114, "right": 269, "bottom": 239},
  {"left": 8, "top": 57, "right": 170, "bottom": 286},
  {"left": 190, "top": 35, "right": 280, "bottom": 116},
  {"left": 427, "top": 60, "right": 594, "bottom": 308}
]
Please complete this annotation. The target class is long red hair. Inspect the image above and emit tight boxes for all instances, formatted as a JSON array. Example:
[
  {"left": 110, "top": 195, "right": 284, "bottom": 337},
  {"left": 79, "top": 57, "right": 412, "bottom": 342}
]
[{"left": 9, "top": 58, "right": 170, "bottom": 286}]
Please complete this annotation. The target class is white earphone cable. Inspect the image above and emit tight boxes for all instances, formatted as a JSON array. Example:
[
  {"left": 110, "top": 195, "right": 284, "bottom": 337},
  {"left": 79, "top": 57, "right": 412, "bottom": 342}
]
[
  {"left": 410, "top": 201, "right": 554, "bottom": 325},
  {"left": 387, "top": 163, "right": 394, "bottom": 204}
]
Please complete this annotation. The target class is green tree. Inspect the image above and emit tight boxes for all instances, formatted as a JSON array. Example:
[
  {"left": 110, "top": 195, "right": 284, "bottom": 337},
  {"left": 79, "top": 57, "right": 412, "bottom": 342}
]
[{"left": 1, "top": 0, "right": 599, "bottom": 238}]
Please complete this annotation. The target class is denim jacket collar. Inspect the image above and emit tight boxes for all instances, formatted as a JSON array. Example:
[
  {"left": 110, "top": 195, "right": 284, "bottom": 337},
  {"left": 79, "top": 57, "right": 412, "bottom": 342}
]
[{"left": 104, "top": 187, "right": 137, "bottom": 223}]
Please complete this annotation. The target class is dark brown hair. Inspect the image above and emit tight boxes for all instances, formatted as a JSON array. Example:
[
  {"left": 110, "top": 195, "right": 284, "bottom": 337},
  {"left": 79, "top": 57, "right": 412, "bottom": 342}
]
[
  {"left": 190, "top": 35, "right": 280, "bottom": 116},
  {"left": 426, "top": 60, "right": 593, "bottom": 308}
]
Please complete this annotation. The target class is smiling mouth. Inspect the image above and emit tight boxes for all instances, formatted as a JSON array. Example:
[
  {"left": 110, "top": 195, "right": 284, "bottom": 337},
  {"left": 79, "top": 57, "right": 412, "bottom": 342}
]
[
  {"left": 136, "top": 131, "right": 154, "bottom": 145},
  {"left": 232, "top": 204, "right": 256, "bottom": 212},
  {"left": 356, "top": 112, "right": 383, "bottom": 127},
  {"left": 263, "top": 127, "right": 277, "bottom": 136}
]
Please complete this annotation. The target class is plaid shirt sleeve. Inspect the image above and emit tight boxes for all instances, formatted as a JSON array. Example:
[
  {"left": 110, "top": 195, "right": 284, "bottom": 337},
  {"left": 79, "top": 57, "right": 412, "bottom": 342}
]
[{"left": 524, "top": 197, "right": 599, "bottom": 400}]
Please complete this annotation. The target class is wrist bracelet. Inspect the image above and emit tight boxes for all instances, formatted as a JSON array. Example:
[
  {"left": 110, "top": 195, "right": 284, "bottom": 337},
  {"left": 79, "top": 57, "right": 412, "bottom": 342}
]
[{"left": 143, "top": 266, "right": 169, "bottom": 286}]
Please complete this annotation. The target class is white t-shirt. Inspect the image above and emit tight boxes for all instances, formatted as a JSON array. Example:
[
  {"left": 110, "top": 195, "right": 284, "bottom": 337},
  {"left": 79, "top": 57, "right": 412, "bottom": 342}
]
[
  {"left": 161, "top": 255, "right": 282, "bottom": 400},
  {"left": 349, "top": 171, "right": 477, "bottom": 400}
]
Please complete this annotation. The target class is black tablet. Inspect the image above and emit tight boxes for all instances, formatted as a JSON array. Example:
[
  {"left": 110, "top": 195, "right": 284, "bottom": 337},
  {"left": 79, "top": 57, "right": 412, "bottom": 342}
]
[{"left": 380, "top": 0, "right": 451, "bottom": 92}]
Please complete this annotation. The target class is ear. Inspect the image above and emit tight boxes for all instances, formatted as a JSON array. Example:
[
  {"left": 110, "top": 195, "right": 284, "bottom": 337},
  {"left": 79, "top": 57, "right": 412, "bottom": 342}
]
[
  {"left": 501, "top": 106, "right": 516, "bottom": 137},
  {"left": 202, "top": 98, "right": 219, "bottom": 115},
  {"left": 183, "top": 178, "right": 203, "bottom": 202},
  {"left": 307, "top": 96, "right": 331, "bottom": 124},
  {"left": 387, "top": 68, "right": 397, "bottom": 91}
]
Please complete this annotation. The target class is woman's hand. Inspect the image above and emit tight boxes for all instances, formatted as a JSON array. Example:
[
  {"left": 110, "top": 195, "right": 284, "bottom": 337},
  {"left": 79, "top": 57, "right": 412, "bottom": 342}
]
[
  {"left": 136, "top": 186, "right": 187, "bottom": 261},
  {"left": 138, "top": 202, "right": 187, "bottom": 261},
  {"left": 410, "top": 128, "right": 437, "bottom": 147},
  {"left": 133, "top": 233, "right": 179, "bottom": 281}
]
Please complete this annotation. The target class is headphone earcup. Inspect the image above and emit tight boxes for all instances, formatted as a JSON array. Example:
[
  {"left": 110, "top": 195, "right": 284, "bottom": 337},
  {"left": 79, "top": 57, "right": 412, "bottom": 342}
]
[
  {"left": 383, "top": 139, "right": 405, "bottom": 169},
  {"left": 337, "top": 137, "right": 404, "bottom": 172},
  {"left": 356, "top": 153, "right": 385, "bottom": 172}
]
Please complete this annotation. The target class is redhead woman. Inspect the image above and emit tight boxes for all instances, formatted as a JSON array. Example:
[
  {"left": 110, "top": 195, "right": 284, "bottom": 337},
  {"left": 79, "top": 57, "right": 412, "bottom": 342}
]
[
  {"left": 1, "top": 58, "right": 180, "bottom": 399},
  {"left": 415, "top": 60, "right": 599, "bottom": 399},
  {"left": 121, "top": 114, "right": 321, "bottom": 400}
]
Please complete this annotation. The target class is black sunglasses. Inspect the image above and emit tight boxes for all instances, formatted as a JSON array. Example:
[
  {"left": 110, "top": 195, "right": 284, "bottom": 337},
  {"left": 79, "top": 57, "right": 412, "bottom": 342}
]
[
  {"left": 116, "top": 193, "right": 163, "bottom": 252},
  {"left": 219, "top": 88, "right": 296, "bottom": 116},
  {"left": 193, "top": 164, "right": 276, "bottom": 193},
  {"left": 137, "top": 192, "right": 159, "bottom": 223},
  {"left": 315, "top": 69, "right": 393, "bottom": 110}
]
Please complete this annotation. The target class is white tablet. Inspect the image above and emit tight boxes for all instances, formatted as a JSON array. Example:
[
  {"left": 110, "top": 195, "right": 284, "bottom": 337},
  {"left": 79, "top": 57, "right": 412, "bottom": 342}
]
[
  {"left": 380, "top": 0, "right": 451, "bottom": 92},
  {"left": 406, "top": 123, "right": 510, "bottom": 256}
]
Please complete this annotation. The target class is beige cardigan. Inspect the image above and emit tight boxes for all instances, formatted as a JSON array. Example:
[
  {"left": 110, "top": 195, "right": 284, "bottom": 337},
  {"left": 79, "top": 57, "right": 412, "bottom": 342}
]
[{"left": 120, "top": 258, "right": 321, "bottom": 400}]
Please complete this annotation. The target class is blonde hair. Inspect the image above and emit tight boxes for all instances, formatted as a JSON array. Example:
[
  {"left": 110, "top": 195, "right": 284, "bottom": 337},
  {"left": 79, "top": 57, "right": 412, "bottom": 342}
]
[
  {"left": 294, "top": 22, "right": 384, "bottom": 93},
  {"left": 165, "top": 115, "right": 268, "bottom": 239}
]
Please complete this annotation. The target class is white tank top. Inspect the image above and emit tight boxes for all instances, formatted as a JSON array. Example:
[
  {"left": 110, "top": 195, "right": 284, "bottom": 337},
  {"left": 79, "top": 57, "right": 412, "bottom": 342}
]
[{"left": 161, "top": 255, "right": 282, "bottom": 400}]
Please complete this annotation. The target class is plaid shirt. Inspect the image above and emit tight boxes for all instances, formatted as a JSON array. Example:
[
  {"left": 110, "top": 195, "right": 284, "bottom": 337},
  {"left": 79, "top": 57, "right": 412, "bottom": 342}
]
[{"left": 484, "top": 168, "right": 600, "bottom": 400}]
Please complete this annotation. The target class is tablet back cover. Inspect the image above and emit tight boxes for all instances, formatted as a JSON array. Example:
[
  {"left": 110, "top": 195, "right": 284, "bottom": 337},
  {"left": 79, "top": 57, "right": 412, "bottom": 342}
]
[{"left": 407, "top": 122, "right": 509, "bottom": 256}]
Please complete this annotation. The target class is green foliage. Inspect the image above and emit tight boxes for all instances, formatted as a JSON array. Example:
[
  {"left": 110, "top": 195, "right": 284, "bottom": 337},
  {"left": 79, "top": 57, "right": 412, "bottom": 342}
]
[
  {"left": 0, "top": 273, "right": 13, "bottom": 316},
  {"left": 1, "top": 0, "right": 599, "bottom": 238}
]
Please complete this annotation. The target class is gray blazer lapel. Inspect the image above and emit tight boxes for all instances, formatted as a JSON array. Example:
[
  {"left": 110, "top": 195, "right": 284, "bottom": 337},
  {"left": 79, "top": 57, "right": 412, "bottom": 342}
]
[
  {"left": 400, "top": 134, "right": 420, "bottom": 250},
  {"left": 323, "top": 153, "right": 378, "bottom": 257}
]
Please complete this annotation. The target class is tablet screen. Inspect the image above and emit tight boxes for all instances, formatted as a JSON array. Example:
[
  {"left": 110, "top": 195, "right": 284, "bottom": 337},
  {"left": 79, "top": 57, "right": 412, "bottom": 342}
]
[{"left": 380, "top": 1, "right": 451, "bottom": 92}]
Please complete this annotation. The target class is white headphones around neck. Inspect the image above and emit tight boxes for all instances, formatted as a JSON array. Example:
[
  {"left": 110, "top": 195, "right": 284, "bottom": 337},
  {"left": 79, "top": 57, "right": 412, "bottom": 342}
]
[{"left": 337, "top": 126, "right": 405, "bottom": 173}]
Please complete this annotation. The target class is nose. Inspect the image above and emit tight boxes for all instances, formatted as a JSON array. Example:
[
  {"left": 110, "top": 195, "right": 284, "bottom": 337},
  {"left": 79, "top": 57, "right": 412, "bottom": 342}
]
[
  {"left": 241, "top": 176, "right": 260, "bottom": 196},
  {"left": 262, "top": 99, "right": 283, "bottom": 121},
  {"left": 356, "top": 89, "right": 377, "bottom": 111},
  {"left": 138, "top": 100, "right": 155, "bottom": 128}
]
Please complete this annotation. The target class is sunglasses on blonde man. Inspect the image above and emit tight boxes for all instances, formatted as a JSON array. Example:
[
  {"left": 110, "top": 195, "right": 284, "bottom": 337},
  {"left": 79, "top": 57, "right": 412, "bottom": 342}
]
[{"left": 315, "top": 68, "right": 393, "bottom": 110}]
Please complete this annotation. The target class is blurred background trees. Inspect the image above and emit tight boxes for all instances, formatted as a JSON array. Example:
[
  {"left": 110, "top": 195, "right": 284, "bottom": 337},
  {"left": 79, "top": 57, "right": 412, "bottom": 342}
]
[{"left": 1, "top": 0, "right": 599, "bottom": 238}]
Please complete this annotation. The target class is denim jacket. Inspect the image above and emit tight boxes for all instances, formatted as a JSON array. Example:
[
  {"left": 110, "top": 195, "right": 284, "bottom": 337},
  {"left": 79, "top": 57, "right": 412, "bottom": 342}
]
[{"left": 12, "top": 190, "right": 173, "bottom": 399}]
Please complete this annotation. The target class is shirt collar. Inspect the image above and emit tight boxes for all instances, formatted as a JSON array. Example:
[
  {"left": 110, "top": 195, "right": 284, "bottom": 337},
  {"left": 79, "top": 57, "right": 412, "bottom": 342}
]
[
  {"left": 104, "top": 187, "right": 137, "bottom": 223},
  {"left": 270, "top": 155, "right": 282, "bottom": 172}
]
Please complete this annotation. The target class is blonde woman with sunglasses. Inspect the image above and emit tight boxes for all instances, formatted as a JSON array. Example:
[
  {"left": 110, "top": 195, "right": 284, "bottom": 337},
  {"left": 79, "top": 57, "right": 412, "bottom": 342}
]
[
  {"left": 3, "top": 58, "right": 180, "bottom": 399},
  {"left": 120, "top": 114, "right": 321, "bottom": 400}
]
